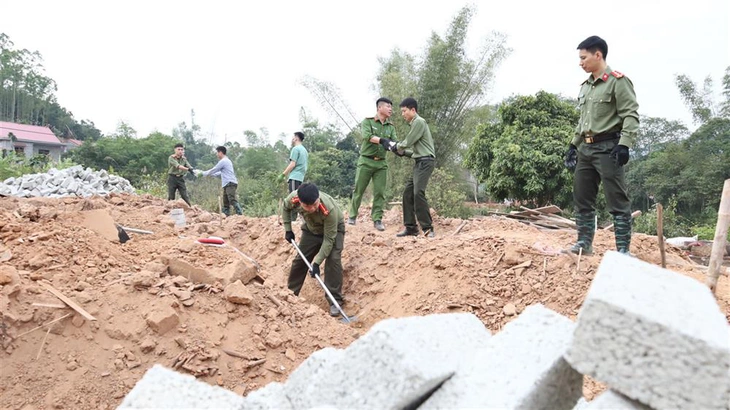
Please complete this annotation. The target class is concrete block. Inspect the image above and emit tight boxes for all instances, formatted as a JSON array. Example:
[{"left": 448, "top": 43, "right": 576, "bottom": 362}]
[
  {"left": 118, "top": 364, "right": 244, "bottom": 409},
  {"left": 422, "top": 304, "right": 582, "bottom": 410},
  {"left": 284, "top": 347, "right": 345, "bottom": 408},
  {"left": 240, "top": 382, "right": 293, "bottom": 410},
  {"left": 584, "top": 390, "right": 652, "bottom": 409},
  {"left": 285, "top": 313, "right": 491, "bottom": 409},
  {"left": 565, "top": 251, "right": 730, "bottom": 410}
]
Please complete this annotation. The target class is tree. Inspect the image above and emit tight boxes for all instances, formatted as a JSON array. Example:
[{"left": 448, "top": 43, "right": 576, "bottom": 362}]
[
  {"left": 306, "top": 148, "right": 358, "bottom": 198},
  {"left": 675, "top": 66, "right": 730, "bottom": 124},
  {"left": 464, "top": 91, "right": 579, "bottom": 207},
  {"left": 299, "top": 108, "right": 342, "bottom": 153},
  {"left": 631, "top": 116, "right": 689, "bottom": 159}
]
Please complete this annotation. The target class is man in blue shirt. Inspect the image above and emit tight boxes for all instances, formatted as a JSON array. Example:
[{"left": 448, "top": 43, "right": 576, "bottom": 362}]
[{"left": 197, "top": 146, "right": 242, "bottom": 216}]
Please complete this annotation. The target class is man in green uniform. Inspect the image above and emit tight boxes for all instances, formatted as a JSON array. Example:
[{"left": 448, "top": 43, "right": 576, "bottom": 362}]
[
  {"left": 348, "top": 97, "right": 397, "bottom": 231},
  {"left": 564, "top": 36, "right": 639, "bottom": 255},
  {"left": 283, "top": 183, "right": 346, "bottom": 317},
  {"left": 381, "top": 97, "right": 437, "bottom": 238},
  {"left": 167, "top": 143, "right": 194, "bottom": 206}
]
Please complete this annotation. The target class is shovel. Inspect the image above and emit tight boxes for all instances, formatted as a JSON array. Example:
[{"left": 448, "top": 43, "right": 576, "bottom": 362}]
[{"left": 289, "top": 239, "right": 355, "bottom": 323}]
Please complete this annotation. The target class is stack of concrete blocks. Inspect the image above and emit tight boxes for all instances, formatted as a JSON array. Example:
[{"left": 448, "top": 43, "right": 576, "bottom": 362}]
[
  {"left": 119, "top": 251, "right": 730, "bottom": 410},
  {"left": 565, "top": 251, "right": 730, "bottom": 410},
  {"left": 0, "top": 165, "right": 135, "bottom": 197}
]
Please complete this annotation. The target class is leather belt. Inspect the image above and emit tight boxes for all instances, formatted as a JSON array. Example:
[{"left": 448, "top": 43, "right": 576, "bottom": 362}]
[
  {"left": 362, "top": 155, "right": 383, "bottom": 161},
  {"left": 584, "top": 132, "right": 620, "bottom": 144}
]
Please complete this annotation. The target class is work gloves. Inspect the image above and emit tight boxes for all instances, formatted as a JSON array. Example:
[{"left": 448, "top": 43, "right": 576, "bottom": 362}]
[
  {"left": 188, "top": 167, "right": 196, "bottom": 175},
  {"left": 610, "top": 144, "right": 630, "bottom": 167},
  {"left": 285, "top": 230, "right": 295, "bottom": 243},
  {"left": 564, "top": 144, "right": 577, "bottom": 170},
  {"left": 379, "top": 138, "right": 397, "bottom": 152},
  {"left": 276, "top": 173, "right": 286, "bottom": 183},
  {"left": 194, "top": 170, "right": 204, "bottom": 177},
  {"left": 310, "top": 263, "right": 320, "bottom": 278}
]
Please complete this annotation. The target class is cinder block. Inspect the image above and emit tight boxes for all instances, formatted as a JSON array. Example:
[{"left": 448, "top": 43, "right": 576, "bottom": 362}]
[
  {"left": 240, "top": 382, "right": 292, "bottom": 410},
  {"left": 118, "top": 364, "right": 244, "bottom": 409},
  {"left": 283, "top": 348, "right": 345, "bottom": 409},
  {"left": 422, "top": 304, "right": 582, "bottom": 409},
  {"left": 565, "top": 251, "right": 730, "bottom": 410},
  {"left": 285, "top": 313, "right": 491, "bottom": 409},
  {"left": 584, "top": 390, "right": 651, "bottom": 409}
]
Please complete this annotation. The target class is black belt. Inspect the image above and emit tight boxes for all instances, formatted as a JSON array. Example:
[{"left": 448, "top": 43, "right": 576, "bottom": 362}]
[
  {"left": 415, "top": 155, "right": 435, "bottom": 162},
  {"left": 362, "top": 155, "right": 384, "bottom": 161},
  {"left": 583, "top": 132, "right": 620, "bottom": 144}
]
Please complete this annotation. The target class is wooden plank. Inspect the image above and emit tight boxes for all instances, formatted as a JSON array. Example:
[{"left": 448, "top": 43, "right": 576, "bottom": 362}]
[
  {"left": 39, "top": 281, "right": 97, "bottom": 321},
  {"left": 32, "top": 302, "right": 68, "bottom": 309}
]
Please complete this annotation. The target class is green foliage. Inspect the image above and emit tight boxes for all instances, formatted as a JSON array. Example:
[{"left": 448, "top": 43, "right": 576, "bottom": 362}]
[
  {"left": 633, "top": 199, "right": 691, "bottom": 238},
  {"left": 465, "top": 91, "right": 578, "bottom": 207},
  {"left": 428, "top": 167, "right": 471, "bottom": 219},
  {"left": 306, "top": 148, "right": 358, "bottom": 198}
]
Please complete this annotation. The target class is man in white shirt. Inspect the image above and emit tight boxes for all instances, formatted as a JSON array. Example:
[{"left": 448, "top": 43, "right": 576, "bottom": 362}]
[{"left": 196, "top": 146, "right": 242, "bottom": 216}]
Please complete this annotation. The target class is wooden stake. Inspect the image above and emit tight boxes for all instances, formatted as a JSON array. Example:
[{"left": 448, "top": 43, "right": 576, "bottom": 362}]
[
  {"left": 542, "top": 257, "right": 547, "bottom": 275},
  {"left": 576, "top": 247, "right": 583, "bottom": 273},
  {"left": 36, "top": 327, "right": 51, "bottom": 360},
  {"left": 706, "top": 179, "right": 730, "bottom": 294},
  {"left": 39, "top": 281, "right": 97, "bottom": 321},
  {"left": 657, "top": 203, "right": 666, "bottom": 268},
  {"left": 16, "top": 313, "right": 72, "bottom": 338},
  {"left": 453, "top": 220, "right": 468, "bottom": 235}
]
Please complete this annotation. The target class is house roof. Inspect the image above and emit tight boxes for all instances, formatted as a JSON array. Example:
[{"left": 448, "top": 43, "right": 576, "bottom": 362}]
[
  {"left": 67, "top": 138, "right": 84, "bottom": 146},
  {"left": 0, "top": 121, "right": 64, "bottom": 145}
]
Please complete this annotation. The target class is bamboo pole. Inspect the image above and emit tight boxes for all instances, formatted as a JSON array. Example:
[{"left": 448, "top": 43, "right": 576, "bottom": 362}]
[
  {"left": 657, "top": 203, "right": 666, "bottom": 268},
  {"left": 706, "top": 179, "right": 730, "bottom": 294}
]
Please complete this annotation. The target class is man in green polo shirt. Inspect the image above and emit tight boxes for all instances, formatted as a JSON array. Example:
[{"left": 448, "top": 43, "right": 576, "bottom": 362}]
[
  {"left": 283, "top": 183, "right": 346, "bottom": 317},
  {"left": 381, "top": 97, "right": 437, "bottom": 238},
  {"left": 167, "top": 143, "right": 194, "bottom": 206},
  {"left": 348, "top": 97, "right": 397, "bottom": 232},
  {"left": 278, "top": 131, "right": 309, "bottom": 221},
  {"left": 564, "top": 35, "right": 639, "bottom": 255}
]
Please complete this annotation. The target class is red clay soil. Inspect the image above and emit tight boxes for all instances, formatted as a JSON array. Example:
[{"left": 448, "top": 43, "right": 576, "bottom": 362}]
[{"left": 0, "top": 194, "right": 727, "bottom": 409}]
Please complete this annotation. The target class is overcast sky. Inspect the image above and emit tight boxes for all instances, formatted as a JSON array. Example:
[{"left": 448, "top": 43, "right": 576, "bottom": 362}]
[{"left": 2, "top": 0, "right": 728, "bottom": 145}]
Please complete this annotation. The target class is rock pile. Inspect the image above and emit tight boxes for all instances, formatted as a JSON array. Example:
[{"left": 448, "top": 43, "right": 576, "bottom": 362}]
[{"left": 0, "top": 165, "right": 135, "bottom": 198}]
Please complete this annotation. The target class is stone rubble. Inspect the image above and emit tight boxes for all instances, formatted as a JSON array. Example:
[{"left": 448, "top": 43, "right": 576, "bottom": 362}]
[{"left": 0, "top": 165, "right": 135, "bottom": 198}]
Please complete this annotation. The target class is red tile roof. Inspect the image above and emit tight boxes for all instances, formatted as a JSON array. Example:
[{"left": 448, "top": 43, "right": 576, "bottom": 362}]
[{"left": 0, "top": 121, "right": 63, "bottom": 145}]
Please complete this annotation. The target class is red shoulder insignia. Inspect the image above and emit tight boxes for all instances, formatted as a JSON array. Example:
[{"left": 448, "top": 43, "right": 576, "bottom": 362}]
[
  {"left": 318, "top": 203, "right": 330, "bottom": 216},
  {"left": 601, "top": 73, "right": 609, "bottom": 82},
  {"left": 291, "top": 196, "right": 301, "bottom": 206},
  {"left": 611, "top": 71, "right": 624, "bottom": 78}
]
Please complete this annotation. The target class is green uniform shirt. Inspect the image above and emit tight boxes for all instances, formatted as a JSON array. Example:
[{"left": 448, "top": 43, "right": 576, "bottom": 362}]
[
  {"left": 572, "top": 66, "right": 639, "bottom": 148},
  {"left": 288, "top": 144, "right": 308, "bottom": 182},
  {"left": 168, "top": 155, "right": 192, "bottom": 177},
  {"left": 396, "top": 114, "right": 436, "bottom": 158},
  {"left": 360, "top": 116, "right": 397, "bottom": 159},
  {"left": 283, "top": 190, "right": 344, "bottom": 265}
]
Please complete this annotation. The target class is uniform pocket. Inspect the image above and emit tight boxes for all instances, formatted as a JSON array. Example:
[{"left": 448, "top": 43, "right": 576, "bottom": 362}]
[{"left": 594, "top": 93, "right": 613, "bottom": 116}]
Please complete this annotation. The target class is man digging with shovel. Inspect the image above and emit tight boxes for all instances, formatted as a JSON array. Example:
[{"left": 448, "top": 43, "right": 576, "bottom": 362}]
[{"left": 282, "top": 183, "right": 347, "bottom": 318}]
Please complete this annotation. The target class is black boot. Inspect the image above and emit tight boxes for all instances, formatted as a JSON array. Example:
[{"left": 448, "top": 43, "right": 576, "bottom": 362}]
[{"left": 570, "top": 211, "right": 595, "bottom": 255}]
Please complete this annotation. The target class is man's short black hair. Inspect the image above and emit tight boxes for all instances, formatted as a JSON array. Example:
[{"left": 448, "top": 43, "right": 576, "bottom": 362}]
[
  {"left": 399, "top": 97, "right": 418, "bottom": 111},
  {"left": 216, "top": 146, "right": 227, "bottom": 155},
  {"left": 577, "top": 36, "right": 608, "bottom": 60},
  {"left": 297, "top": 183, "right": 319, "bottom": 205},
  {"left": 376, "top": 97, "right": 393, "bottom": 107},
  {"left": 294, "top": 131, "right": 305, "bottom": 141},
  {"left": 174, "top": 143, "right": 184, "bottom": 149}
]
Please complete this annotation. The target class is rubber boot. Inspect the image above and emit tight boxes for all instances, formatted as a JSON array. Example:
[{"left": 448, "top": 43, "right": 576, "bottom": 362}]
[
  {"left": 234, "top": 203, "right": 243, "bottom": 215},
  {"left": 613, "top": 214, "right": 632, "bottom": 254},
  {"left": 222, "top": 207, "right": 230, "bottom": 216},
  {"left": 570, "top": 211, "right": 595, "bottom": 255}
]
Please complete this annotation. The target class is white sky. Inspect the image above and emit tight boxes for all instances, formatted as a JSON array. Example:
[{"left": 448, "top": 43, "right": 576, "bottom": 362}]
[{"left": 2, "top": 0, "right": 728, "bottom": 145}]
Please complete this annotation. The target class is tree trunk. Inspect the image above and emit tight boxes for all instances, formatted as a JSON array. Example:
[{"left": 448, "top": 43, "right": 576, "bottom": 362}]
[{"left": 706, "top": 178, "right": 730, "bottom": 294}]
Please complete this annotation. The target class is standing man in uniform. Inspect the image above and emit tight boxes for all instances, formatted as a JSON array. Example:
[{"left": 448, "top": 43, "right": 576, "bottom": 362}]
[
  {"left": 564, "top": 36, "right": 639, "bottom": 255},
  {"left": 381, "top": 97, "right": 436, "bottom": 238},
  {"left": 282, "top": 183, "right": 346, "bottom": 317},
  {"left": 278, "top": 132, "right": 309, "bottom": 221},
  {"left": 196, "top": 146, "right": 242, "bottom": 216},
  {"left": 167, "top": 143, "right": 193, "bottom": 206},
  {"left": 348, "top": 97, "right": 397, "bottom": 231}
]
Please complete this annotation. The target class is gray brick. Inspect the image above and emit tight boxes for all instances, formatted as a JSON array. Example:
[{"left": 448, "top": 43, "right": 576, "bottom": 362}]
[
  {"left": 285, "top": 313, "right": 491, "bottom": 409},
  {"left": 118, "top": 364, "right": 244, "bottom": 409},
  {"left": 565, "top": 251, "right": 730, "bottom": 410},
  {"left": 585, "top": 390, "right": 652, "bottom": 409},
  {"left": 239, "top": 382, "right": 292, "bottom": 410},
  {"left": 422, "top": 304, "right": 582, "bottom": 409},
  {"left": 284, "top": 347, "right": 345, "bottom": 409}
]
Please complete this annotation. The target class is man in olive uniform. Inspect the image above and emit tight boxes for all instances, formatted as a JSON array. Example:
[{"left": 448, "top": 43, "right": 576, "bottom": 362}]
[
  {"left": 348, "top": 97, "right": 397, "bottom": 231},
  {"left": 167, "top": 143, "right": 194, "bottom": 206},
  {"left": 283, "top": 183, "right": 346, "bottom": 317},
  {"left": 381, "top": 97, "right": 437, "bottom": 238},
  {"left": 565, "top": 36, "right": 639, "bottom": 255}
]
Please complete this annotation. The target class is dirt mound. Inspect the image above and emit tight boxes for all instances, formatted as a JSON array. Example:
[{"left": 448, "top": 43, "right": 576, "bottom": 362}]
[{"left": 0, "top": 195, "right": 727, "bottom": 409}]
